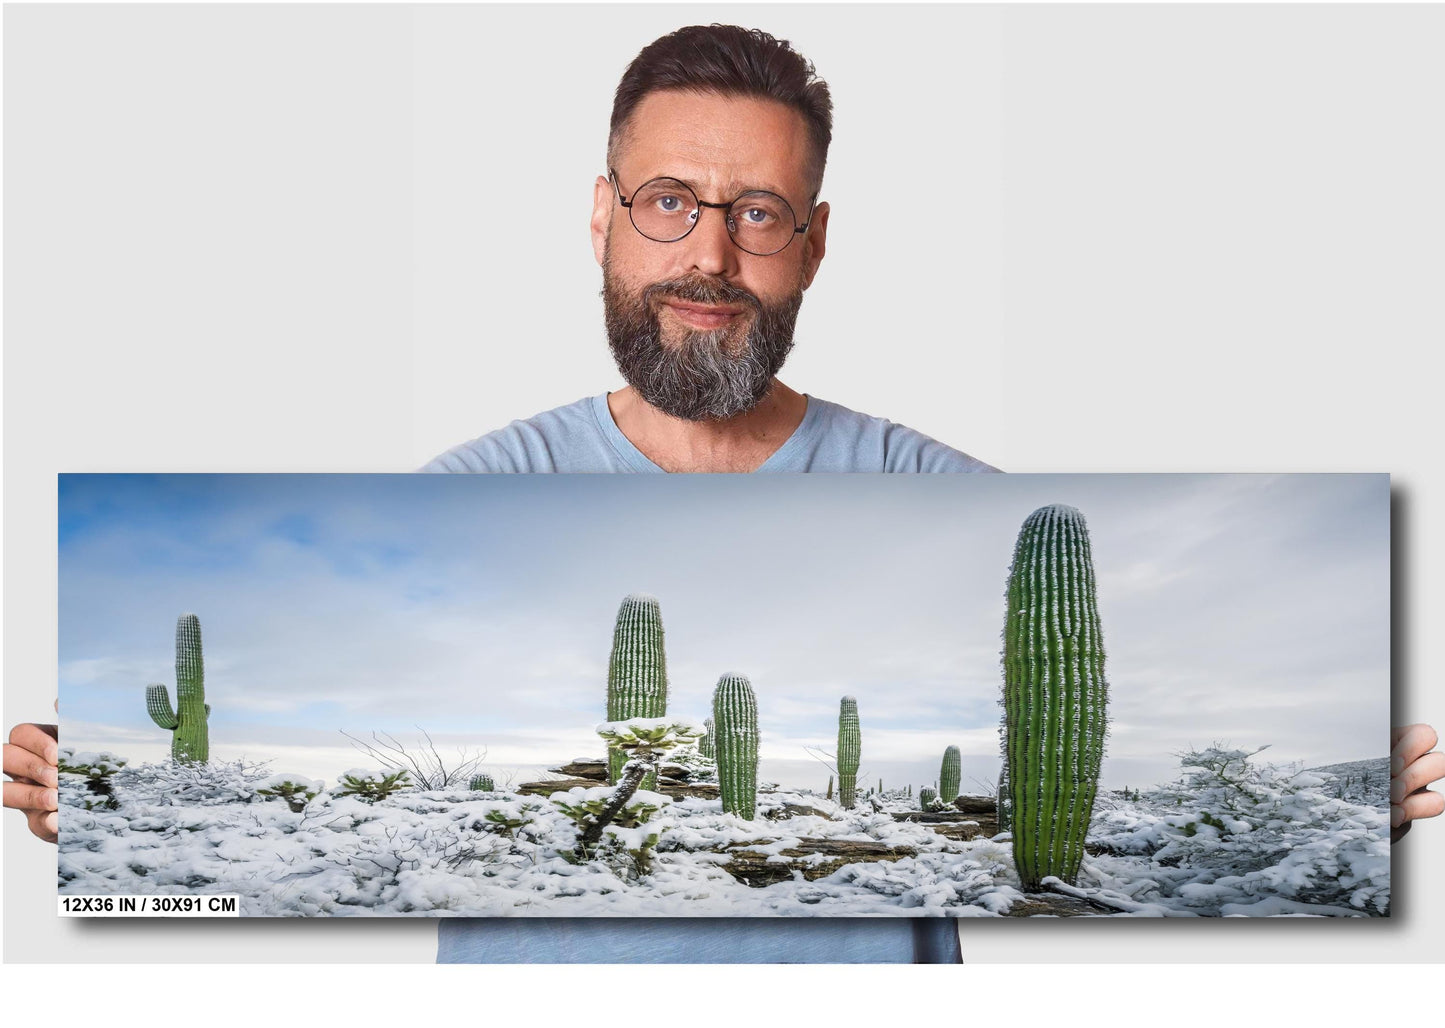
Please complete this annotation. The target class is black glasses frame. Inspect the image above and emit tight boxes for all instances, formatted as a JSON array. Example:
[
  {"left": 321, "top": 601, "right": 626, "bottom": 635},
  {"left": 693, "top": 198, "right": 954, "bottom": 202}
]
[{"left": 609, "top": 169, "right": 818, "bottom": 257}]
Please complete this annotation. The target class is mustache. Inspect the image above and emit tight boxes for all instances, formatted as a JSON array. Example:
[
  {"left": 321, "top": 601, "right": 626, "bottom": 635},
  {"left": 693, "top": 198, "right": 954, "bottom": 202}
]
[{"left": 643, "top": 275, "right": 763, "bottom": 314}]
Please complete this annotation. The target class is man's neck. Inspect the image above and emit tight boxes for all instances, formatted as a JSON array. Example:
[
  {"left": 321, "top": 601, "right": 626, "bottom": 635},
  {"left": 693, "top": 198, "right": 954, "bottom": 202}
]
[{"left": 606, "top": 380, "right": 808, "bottom": 473}]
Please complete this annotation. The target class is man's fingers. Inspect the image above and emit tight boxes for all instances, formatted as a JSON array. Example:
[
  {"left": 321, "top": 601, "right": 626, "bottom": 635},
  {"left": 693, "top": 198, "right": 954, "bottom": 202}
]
[
  {"left": 2, "top": 780, "right": 57, "bottom": 813},
  {"left": 1390, "top": 750, "right": 1445, "bottom": 802},
  {"left": 1393, "top": 790, "right": 1445, "bottom": 827},
  {"left": 3, "top": 742, "right": 59, "bottom": 789},
  {"left": 1390, "top": 724, "right": 1438, "bottom": 774},
  {"left": 25, "top": 808, "right": 58, "bottom": 844},
  {"left": 6, "top": 723, "right": 59, "bottom": 767}
]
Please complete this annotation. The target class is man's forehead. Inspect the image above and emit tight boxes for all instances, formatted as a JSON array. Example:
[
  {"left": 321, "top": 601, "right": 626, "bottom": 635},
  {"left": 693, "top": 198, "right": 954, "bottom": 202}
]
[{"left": 616, "top": 90, "right": 813, "bottom": 198}]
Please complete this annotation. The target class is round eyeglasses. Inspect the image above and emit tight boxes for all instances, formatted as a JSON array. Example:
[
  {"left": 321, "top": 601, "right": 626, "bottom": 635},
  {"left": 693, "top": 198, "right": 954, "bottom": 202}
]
[{"left": 610, "top": 169, "right": 817, "bottom": 257}]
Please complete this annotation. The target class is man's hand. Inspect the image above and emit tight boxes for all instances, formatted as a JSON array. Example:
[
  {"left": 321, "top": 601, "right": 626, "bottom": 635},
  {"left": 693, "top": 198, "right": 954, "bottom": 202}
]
[
  {"left": 3, "top": 723, "right": 59, "bottom": 843},
  {"left": 1391, "top": 723, "right": 1444, "bottom": 843}
]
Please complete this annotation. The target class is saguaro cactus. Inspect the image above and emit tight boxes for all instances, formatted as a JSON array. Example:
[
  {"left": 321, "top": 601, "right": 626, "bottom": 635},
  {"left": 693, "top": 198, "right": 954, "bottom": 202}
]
[
  {"left": 698, "top": 716, "right": 715, "bottom": 760},
  {"left": 606, "top": 594, "right": 668, "bottom": 784},
  {"left": 145, "top": 613, "right": 210, "bottom": 763},
  {"left": 712, "top": 673, "right": 759, "bottom": 820},
  {"left": 469, "top": 774, "right": 494, "bottom": 791},
  {"left": 837, "top": 696, "right": 860, "bottom": 809},
  {"left": 919, "top": 787, "right": 939, "bottom": 811},
  {"left": 1002, "top": 504, "right": 1109, "bottom": 889},
  {"left": 940, "top": 745, "right": 961, "bottom": 803}
]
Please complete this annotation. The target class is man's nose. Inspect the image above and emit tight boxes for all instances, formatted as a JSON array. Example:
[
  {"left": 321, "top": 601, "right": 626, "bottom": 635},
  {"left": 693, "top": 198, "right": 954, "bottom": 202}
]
[{"left": 679, "top": 204, "right": 740, "bottom": 278}]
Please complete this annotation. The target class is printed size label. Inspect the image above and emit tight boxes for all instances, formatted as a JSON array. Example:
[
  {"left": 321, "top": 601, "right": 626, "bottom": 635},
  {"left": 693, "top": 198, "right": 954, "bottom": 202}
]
[{"left": 59, "top": 894, "right": 241, "bottom": 917}]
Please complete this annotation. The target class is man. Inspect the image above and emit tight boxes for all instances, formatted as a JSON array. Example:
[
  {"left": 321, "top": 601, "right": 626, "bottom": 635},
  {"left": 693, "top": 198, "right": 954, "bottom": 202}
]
[
  {"left": 8, "top": 24, "right": 1443, "bottom": 963},
  {"left": 422, "top": 25, "right": 991, "bottom": 479}
]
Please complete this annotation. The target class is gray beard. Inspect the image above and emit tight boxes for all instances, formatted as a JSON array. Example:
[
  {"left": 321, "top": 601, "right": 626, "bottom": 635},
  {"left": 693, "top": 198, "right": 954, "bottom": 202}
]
[{"left": 602, "top": 260, "right": 803, "bottom": 422}]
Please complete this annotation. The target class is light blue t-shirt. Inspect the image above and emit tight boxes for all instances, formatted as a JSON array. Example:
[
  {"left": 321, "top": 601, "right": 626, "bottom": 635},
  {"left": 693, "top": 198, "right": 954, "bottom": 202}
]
[
  {"left": 425, "top": 392, "right": 997, "bottom": 962},
  {"left": 422, "top": 393, "right": 997, "bottom": 474}
]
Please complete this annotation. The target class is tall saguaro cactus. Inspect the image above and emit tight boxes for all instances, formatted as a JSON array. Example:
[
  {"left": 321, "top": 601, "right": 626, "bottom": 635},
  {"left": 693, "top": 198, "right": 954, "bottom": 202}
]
[
  {"left": 145, "top": 613, "right": 211, "bottom": 763},
  {"left": 712, "top": 673, "right": 758, "bottom": 820},
  {"left": 1002, "top": 504, "right": 1109, "bottom": 889},
  {"left": 606, "top": 594, "right": 668, "bottom": 784},
  {"left": 837, "top": 696, "right": 860, "bottom": 809},
  {"left": 940, "top": 745, "right": 962, "bottom": 804}
]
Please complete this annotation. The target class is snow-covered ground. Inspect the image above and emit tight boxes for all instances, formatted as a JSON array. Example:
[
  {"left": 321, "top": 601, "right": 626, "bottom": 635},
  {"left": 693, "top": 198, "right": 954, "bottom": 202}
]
[{"left": 57, "top": 746, "right": 1389, "bottom": 917}]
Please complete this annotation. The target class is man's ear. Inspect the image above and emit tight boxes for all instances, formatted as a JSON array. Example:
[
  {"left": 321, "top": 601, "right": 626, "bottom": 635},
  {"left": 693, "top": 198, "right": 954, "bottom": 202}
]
[
  {"left": 800, "top": 200, "right": 829, "bottom": 291},
  {"left": 591, "top": 175, "right": 613, "bottom": 267}
]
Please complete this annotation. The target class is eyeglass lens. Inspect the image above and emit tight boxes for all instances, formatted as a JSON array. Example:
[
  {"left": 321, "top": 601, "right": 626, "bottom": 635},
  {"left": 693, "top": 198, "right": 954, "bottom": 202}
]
[{"left": 628, "top": 178, "right": 798, "bottom": 256}]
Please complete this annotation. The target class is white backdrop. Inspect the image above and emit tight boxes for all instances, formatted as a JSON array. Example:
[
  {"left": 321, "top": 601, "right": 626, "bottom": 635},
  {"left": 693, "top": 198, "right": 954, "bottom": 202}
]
[{"left": 5, "top": 3, "right": 1442, "bottom": 964}]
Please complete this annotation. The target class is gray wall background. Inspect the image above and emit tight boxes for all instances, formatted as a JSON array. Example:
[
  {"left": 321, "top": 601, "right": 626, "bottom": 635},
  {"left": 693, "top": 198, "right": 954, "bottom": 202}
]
[{"left": 6, "top": 4, "right": 1442, "bottom": 964}]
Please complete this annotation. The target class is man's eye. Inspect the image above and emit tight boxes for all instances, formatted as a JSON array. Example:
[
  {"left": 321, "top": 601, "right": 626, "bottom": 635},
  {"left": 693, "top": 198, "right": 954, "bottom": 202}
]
[
  {"left": 740, "top": 207, "right": 771, "bottom": 224},
  {"left": 655, "top": 195, "right": 684, "bottom": 212}
]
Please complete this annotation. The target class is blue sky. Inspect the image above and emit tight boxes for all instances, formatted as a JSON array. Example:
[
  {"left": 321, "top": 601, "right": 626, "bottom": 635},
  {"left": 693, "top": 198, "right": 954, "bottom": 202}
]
[{"left": 58, "top": 473, "right": 1390, "bottom": 793}]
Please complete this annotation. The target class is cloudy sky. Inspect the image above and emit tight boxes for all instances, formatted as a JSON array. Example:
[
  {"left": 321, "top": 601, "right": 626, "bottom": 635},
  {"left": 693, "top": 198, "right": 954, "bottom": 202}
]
[{"left": 58, "top": 473, "right": 1389, "bottom": 795}]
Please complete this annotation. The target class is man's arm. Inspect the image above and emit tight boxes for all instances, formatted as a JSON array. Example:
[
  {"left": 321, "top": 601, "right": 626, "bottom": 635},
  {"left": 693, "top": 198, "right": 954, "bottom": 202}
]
[{"left": 3, "top": 723, "right": 59, "bottom": 843}]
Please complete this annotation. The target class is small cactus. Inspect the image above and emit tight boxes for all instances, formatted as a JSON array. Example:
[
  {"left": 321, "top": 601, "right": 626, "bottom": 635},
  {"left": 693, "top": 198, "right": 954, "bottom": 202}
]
[
  {"left": 837, "top": 696, "right": 860, "bottom": 809},
  {"left": 698, "top": 716, "right": 715, "bottom": 760},
  {"left": 469, "top": 774, "right": 495, "bottom": 791},
  {"left": 256, "top": 774, "right": 323, "bottom": 813},
  {"left": 713, "top": 673, "right": 759, "bottom": 820},
  {"left": 941, "top": 745, "right": 961, "bottom": 803},
  {"left": 334, "top": 769, "right": 411, "bottom": 803},
  {"left": 145, "top": 613, "right": 211, "bottom": 763},
  {"left": 826, "top": 774, "right": 834, "bottom": 801},
  {"left": 920, "top": 787, "right": 939, "bottom": 811},
  {"left": 605, "top": 595, "right": 668, "bottom": 786}
]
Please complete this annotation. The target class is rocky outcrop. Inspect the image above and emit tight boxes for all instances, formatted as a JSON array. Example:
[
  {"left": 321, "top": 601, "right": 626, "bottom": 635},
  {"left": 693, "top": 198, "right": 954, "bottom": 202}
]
[
  {"left": 517, "top": 758, "right": 719, "bottom": 800},
  {"left": 722, "top": 839, "right": 918, "bottom": 888}
]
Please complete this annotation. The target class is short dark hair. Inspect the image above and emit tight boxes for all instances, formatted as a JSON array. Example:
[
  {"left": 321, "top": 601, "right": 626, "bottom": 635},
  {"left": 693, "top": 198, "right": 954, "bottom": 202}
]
[{"left": 608, "top": 24, "right": 833, "bottom": 192}]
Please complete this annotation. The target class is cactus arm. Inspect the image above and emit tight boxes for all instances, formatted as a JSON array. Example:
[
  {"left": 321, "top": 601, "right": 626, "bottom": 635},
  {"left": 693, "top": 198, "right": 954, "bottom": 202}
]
[{"left": 146, "top": 684, "right": 180, "bottom": 730}]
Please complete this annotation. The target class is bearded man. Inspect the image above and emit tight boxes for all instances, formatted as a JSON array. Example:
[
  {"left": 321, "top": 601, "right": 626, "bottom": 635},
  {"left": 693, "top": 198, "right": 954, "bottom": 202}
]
[{"left": 423, "top": 25, "right": 993, "bottom": 477}]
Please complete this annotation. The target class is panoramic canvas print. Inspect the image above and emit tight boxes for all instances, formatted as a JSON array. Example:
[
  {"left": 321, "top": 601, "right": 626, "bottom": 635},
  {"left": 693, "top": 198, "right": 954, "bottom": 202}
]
[{"left": 56, "top": 473, "right": 1390, "bottom": 917}]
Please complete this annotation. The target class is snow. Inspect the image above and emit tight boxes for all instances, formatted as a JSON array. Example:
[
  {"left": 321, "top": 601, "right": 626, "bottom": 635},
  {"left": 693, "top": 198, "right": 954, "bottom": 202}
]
[{"left": 57, "top": 745, "right": 1390, "bottom": 918}]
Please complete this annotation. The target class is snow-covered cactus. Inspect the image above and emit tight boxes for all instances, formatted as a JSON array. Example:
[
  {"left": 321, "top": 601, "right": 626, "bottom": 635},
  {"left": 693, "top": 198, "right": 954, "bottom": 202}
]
[
  {"left": 1002, "top": 504, "right": 1109, "bottom": 889},
  {"left": 145, "top": 613, "right": 211, "bottom": 763},
  {"left": 837, "top": 696, "right": 860, "bottom": 809},
  {"left": 57, "top": 748, "right": 128, "bottom": 811},
  {"left": 920, "top": 787, "right": 939, "bottom": 811},
  {"left": 334, "top": 768, "right": 411, "bottom": 803},
  {"left": 826, "top": 775, "right": 834, "bottom": 801},
  {"left": 469, "top": 774, "right": 495, "bottom": 791},
  {"left": 698, "top": 716, "right": 715, "bottom": 760},
  {"left": 605, "top": 595, "right": 668, "bottom": 785},
  {"left": 256, "top": 773, "right": 322, "bottom": 813},
  {"left": 712, "top": 673, "right": 759, "bottom": 820},
  {"left": 940, "top": 746, "right": 961, "bottom": 803},
  {"left": 577, "top": 718, "right": 700, "bottom": 856}
]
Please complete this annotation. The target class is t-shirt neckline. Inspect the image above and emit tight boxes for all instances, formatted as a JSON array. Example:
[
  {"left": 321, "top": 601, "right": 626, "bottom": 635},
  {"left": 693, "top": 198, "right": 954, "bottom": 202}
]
[{"left": 589, "top": 392, "right": 821, "bottom": 473}]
